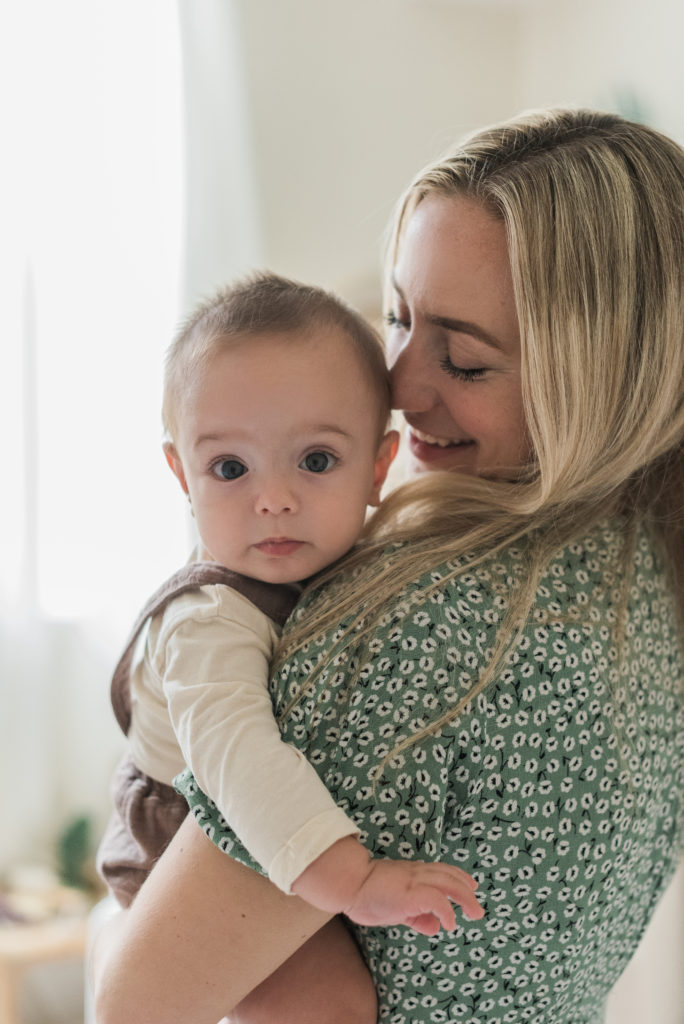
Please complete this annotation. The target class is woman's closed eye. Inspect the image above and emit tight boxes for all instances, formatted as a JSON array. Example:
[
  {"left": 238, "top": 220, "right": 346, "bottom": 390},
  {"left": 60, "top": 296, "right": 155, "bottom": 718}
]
[
  {"left": 439, "top": 356, "right": 487, "bottom": 383},
  {"left": 211, "top": 458, "right": 248, "bottom": 481},
  {"left": 387, "top": 309, "right": 487, "bottom": 382},
  {"left": 299, "top": 450, "right": 338, "bottom": 473}
]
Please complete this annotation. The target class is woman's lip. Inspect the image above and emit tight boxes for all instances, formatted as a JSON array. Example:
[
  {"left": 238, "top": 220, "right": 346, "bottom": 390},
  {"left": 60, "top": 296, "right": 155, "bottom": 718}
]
[
  {"left": 411, "top": 427, "right": 464, "bottom": 448},
  {"left": 254, "top": 538, "right": 304, "bottom": 556},
  {"left": 407, "top": 428, "right": 474, "bottom": 458}
]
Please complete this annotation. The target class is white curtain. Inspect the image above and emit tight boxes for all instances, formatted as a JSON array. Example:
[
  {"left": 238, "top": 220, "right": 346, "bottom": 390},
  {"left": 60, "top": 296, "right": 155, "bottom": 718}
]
[{"left": 0, "top": 0, "right": 190, "bottom": 869}]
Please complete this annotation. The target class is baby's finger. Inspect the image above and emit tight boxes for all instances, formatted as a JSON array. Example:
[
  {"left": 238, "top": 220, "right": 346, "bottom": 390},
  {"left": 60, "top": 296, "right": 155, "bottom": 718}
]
[
  {"left": 416, "top": 869, "right": 483, "bottom": 921},
  {"left": 441, "top": 877, "right": 484, "bottom": 921},
  {"left": 442, "top": 864, "right": 479, "bottom": 890},
  {"left": 423, "top": 862, "right": 479, "bottom": 891},
  {"left": 430, "top": 890, "right": 457, "bottom": 932},
  {"left": 404, "top": 886, "right": 458, "bottom": 933},
  {"left": 406, "top": 911, "right": 441, "bottom": 936}
]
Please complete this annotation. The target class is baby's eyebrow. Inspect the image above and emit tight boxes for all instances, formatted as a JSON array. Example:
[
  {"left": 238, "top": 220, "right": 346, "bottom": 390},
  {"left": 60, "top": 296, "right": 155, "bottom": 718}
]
[
  {"left": 194, "top": 432, "right": 228, "bottom": 449},
  {"left": 193, "top": 425, "right": 354, "bottom": 451},
  {"left": 307, "top": 424, "right": 354, "bottom": 439}
]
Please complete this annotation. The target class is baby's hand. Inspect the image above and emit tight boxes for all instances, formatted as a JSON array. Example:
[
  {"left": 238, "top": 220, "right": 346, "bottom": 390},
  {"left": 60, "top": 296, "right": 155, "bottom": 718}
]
[
  {"left": 343, "top": 858, "right": 484, "bottom": 935},
  {"left": 291, "top": 836, "right": 483, "bottom": 934}
]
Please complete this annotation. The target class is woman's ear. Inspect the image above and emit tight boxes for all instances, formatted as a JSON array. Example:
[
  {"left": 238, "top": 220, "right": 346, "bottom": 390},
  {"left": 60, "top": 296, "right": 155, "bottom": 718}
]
[
  {"left": 368, "top": 429, "right": 400, "bottom": 507},
  {"left": 163, "top": 441, "right": 189, "bottom": 495}
]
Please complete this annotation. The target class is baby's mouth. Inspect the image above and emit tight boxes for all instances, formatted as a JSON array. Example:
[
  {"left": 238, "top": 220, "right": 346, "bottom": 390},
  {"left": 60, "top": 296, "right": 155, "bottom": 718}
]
[{"left": 254, "top": 538, "right": 304, "bottom": 556}]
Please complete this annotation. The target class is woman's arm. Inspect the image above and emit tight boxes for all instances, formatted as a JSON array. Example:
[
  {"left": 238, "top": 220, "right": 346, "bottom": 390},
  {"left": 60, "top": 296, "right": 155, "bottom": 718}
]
[{"left": 93, "top": 816, "right": 332, "bottom": 1024}]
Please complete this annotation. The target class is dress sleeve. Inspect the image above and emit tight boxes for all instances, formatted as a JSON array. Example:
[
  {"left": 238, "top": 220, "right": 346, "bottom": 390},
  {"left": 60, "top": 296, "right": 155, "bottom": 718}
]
[{"left": 162, "top": 587, "right": 359, "bottom": 893}]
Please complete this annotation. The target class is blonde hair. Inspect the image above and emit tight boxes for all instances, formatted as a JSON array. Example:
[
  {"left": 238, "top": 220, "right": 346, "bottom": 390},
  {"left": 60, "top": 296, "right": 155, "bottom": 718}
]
[
  {"left": 276, "top": 108, "right": 684, "bottom": 751},
  {"left": 162, "top": 271, "right": 392, "bottom": 442}
]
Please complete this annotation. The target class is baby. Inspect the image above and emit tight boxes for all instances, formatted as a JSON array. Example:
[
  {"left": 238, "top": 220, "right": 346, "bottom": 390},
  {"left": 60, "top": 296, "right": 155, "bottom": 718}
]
[{"left": 97, "top": 272, "right": 482, "bottom": 1021}]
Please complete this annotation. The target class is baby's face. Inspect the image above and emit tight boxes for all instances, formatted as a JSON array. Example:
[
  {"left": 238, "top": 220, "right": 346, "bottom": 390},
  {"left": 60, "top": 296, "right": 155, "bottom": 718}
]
[{"left": 167, "top": 327, "right": 396, "bottom": 584}]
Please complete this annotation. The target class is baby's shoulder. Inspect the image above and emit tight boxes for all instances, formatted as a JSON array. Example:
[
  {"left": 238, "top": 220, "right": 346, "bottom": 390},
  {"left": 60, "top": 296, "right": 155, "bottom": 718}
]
[{"left": 147, "top": 581, "right": 276, "bottom": 653}]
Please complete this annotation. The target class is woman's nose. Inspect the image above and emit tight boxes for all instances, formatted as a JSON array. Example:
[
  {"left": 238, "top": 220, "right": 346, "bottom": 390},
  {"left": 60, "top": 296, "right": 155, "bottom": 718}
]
[{"left": 388, "top": 333, "right": 435, "bottom": 413}]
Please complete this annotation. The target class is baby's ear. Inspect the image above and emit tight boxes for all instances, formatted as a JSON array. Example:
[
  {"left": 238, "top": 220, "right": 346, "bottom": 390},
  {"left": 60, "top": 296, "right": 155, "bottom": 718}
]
[
  {"left": 368, "top": 429, "right": 400, "bottom": 507},
  {"left": 163, "top": 441, "right": 189, "bottom": 495}
]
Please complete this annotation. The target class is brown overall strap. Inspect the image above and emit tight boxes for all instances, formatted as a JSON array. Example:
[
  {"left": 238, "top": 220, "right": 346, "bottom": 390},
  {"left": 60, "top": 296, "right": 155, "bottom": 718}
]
[{"left": 110, "top": 563, "right": 300, "bottom": 736}]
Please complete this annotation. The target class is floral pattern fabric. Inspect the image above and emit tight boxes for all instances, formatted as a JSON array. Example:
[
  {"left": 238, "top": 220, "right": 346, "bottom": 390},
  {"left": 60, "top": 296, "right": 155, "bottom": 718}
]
[{"left": 176, "top": 519, "right": 684, "bottom": 1024}]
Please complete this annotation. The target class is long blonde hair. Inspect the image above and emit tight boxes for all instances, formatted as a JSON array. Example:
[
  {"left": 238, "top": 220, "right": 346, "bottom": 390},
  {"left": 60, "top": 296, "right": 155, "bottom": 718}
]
[{"left": 276, "top": 109, "right": 684, "bottom": 744}]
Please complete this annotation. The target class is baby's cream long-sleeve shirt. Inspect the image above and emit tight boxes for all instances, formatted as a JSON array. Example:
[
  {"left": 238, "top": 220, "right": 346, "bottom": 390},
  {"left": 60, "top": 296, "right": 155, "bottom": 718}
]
[{"left": 126, "top": 583, "right": 358, "bottom": 893}]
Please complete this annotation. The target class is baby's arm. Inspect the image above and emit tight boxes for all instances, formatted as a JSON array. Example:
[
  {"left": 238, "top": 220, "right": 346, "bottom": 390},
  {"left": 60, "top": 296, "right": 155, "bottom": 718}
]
[
  {"left": 163, "top": 590, "right": 361, "bottom": 885},
  {"left": 165, "top": 589, "right": 482, "bottom": 930},
  {"left": 292, "top": 834, "right": 483, "bottom": 935}
]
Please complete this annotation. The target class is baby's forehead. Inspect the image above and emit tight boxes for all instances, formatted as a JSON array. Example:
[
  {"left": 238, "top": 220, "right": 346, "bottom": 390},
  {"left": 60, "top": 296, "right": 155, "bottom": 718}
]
[
  {"left": 202, "top": 322, "right": 350, "bottom": 356},
  {"left": 202, "top": 324, "right": 383, "bottom": 383},
  {"left": 178, "top": 323, "right": 389, "bottom": 428}
]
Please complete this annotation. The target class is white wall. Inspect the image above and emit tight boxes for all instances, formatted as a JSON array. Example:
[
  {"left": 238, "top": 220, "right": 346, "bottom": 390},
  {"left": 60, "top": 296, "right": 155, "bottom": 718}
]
[
  {"left": 183, "top": 0, "right": 522, "bottom": 310},
  {"left": 177, "top": 1, "right": 263, "bottom": 306},
  {"left": 181, "top": 0, "right": 684, "bottom": 314},
  {"left": 518, "top": 0, "right": 684, "bottom": 142}
]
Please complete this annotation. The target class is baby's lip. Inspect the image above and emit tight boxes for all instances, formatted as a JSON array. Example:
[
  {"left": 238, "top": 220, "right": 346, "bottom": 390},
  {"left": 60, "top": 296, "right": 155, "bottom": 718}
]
[{"left": 254, "top": 537, "right": 304, "bottom": 556}]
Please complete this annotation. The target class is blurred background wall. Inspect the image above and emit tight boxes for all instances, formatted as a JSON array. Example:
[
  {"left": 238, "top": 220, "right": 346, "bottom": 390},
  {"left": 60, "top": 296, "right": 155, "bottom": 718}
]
[
  {"left": 1, "top": 1, "right": 682, "bottom": 1020},
  {"left": 179, "top": 0, "right": 684, "bottom": 308}
]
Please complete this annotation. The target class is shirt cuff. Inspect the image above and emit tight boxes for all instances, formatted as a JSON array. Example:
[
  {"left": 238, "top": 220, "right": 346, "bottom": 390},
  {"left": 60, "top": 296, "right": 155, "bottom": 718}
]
[{"left": 268, "top": 810, "right": 361, "bottom": 894}]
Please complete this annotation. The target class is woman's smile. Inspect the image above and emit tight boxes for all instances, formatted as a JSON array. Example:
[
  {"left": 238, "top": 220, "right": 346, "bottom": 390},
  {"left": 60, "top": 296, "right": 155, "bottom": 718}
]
[
  {"left": 406, "top": 426, "right": 477, "bottom": 469},
  {"left": 410, "top": 426, "right": 474, "bottom": 448}
]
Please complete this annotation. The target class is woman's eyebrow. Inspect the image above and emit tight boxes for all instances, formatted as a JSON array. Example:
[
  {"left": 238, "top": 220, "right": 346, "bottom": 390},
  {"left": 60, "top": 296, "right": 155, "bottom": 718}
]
[
  {"left": 428, "top": 313, "right": 504, "bottom": 351},
  {"left": 390, "top": 273, "right": 504, "bottom": 351}
]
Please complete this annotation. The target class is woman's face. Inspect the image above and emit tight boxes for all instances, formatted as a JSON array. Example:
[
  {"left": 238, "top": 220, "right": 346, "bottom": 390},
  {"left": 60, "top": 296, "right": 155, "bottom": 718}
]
[{"left": 386, "top": 193, "right": 529, "bottom": 478}]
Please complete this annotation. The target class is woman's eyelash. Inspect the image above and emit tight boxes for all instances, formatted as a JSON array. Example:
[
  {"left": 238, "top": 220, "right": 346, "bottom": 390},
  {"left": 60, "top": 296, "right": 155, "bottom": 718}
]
[
  {"left": 386, "top": 309, "right": 486, "bottom": 381},
  {"left": 384, "top": 311, "right": 409, "bottom": 328},
  {"left": 439, "top": 357, "right": 487, "bottom": 382}
]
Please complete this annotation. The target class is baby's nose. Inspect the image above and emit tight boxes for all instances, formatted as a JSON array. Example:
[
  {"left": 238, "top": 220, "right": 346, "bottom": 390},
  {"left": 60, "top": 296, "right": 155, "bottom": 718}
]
[{"left": 254, "top": 479, "right": 298, "bottom": 515}]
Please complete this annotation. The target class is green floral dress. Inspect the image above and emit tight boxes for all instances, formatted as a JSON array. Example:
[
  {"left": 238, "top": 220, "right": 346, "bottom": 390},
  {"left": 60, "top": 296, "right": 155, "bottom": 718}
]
[{"left": 176, "top": 519, "right": 684, "bottom": 1023}]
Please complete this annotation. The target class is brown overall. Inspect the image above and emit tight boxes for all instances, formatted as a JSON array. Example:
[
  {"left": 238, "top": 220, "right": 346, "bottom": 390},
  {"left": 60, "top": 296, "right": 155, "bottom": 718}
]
[{"left": 96, "top": 562, "right": 299, "bottom": 907}]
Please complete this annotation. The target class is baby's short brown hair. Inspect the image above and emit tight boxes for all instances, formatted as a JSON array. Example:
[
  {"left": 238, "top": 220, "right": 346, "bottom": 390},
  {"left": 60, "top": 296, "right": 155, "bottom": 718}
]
[{"left": 163, "top": 271, "right": 391, "bottom": 443}]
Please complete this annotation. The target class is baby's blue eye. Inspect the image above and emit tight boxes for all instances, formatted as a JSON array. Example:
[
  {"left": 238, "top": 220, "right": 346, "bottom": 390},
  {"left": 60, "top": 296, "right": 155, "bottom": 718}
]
[
  {"left": 212, "top": 459, "right": 247, "bottom": 480},
  {"left": 300, "top": 451, "right": 336, "bottom": 473}
]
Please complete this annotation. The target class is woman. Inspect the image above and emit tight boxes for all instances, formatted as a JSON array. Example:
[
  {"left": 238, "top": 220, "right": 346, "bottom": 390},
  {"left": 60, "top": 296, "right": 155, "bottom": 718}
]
[{"left": 94, "top": 108, "right": 684, "bottom": 1023}]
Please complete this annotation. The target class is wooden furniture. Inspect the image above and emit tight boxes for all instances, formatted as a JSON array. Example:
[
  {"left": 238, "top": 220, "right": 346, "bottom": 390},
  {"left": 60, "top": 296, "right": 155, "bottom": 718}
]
[{"left": 0, "top": 916, "right": 88, "bottom": 1024}]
